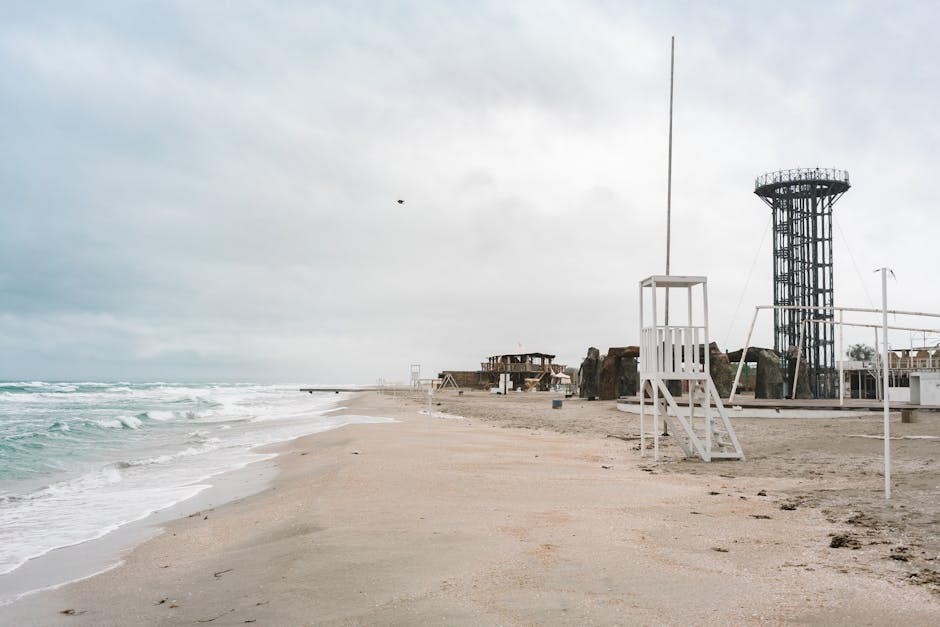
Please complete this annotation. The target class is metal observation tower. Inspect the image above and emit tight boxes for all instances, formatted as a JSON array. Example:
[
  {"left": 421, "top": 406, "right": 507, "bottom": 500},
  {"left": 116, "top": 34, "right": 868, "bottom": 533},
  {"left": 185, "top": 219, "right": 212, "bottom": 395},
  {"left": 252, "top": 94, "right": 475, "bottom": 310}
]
[{"left": 754, "top": 168, "right": 850, "bottom": 398}]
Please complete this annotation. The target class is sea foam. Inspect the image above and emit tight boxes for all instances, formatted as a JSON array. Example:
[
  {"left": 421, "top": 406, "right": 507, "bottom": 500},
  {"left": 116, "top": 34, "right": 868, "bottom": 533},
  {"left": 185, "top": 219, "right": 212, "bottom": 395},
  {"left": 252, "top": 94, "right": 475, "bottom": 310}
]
[{"left": 0, "top": 383, "right": 391, "bottom": 601}]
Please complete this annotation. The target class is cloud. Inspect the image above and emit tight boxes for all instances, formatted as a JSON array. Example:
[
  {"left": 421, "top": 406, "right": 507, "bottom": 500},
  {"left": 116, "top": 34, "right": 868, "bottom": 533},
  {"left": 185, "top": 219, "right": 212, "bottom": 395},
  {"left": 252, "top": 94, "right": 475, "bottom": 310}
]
[{"left": 2, "top": 1, "right": 940, "bottom": 381}]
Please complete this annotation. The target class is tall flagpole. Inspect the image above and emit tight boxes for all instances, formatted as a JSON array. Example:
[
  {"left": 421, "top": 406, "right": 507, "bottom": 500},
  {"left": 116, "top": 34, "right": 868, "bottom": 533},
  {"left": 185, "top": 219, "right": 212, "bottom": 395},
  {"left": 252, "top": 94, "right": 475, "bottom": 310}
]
[
  {"left": 662, "top": 36, "right": 675, "bottom": 438},
  {"left": 665, "top": 36, "right": 675, "bottom": 324}
]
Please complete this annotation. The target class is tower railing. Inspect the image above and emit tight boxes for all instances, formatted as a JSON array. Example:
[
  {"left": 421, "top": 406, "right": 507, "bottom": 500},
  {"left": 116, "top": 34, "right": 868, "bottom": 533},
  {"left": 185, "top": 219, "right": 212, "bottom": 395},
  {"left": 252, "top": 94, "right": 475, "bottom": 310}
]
[
  {"left": 755, "top": 168, "right": 850, "bottom": 189},
  {"left": 640, "top": 325, "right": 706, "bottom": 378}
]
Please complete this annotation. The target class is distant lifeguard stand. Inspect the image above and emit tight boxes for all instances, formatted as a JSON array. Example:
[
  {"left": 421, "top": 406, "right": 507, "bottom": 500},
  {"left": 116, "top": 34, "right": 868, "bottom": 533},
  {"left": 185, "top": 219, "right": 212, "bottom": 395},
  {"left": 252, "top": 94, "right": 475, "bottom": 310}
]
[{"left": 638, "top": 275, "right": 743, "bottom": 462}]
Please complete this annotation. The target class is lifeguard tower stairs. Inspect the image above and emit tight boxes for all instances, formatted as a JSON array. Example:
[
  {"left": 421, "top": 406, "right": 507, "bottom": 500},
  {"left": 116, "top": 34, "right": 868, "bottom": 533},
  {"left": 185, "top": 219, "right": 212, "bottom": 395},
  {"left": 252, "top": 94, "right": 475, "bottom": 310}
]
[{"left": 638, "top": 276, "right": 744, "bottom": 462}]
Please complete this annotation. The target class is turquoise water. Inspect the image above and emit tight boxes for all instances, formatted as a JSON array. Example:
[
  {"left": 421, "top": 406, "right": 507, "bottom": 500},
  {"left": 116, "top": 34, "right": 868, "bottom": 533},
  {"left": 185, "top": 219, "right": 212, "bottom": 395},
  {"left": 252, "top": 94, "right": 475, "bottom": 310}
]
[{"left": 0, "top": 381, "right": 388, "bottom": 600}]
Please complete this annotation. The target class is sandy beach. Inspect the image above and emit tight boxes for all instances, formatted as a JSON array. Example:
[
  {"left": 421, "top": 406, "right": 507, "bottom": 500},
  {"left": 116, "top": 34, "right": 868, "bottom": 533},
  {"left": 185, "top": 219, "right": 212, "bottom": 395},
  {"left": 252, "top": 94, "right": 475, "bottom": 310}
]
[{"left": 4, "top": 390, "right": 939, "bottom": 625}]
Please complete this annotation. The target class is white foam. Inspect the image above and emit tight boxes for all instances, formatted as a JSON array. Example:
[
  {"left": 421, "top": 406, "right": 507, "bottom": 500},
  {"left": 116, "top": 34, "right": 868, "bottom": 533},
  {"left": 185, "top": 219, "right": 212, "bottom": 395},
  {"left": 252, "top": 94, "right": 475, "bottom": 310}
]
[
  {"left": 418, "top": 409, "right": 465, "bottom": 420},
  {"left": 118, "top": 415, "right": 142, "bottom": 429},
  {"left": 0, "top": 385, "right": 384, "bottom": 587},
  {"left": 144, "top": 410, "right": 181, "bottom": 421}
]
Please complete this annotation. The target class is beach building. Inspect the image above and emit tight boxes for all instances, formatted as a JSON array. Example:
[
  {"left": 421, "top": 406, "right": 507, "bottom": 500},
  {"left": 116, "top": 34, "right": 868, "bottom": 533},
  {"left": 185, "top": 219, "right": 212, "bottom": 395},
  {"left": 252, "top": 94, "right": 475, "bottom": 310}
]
[
  {"left": 438, "top": 346, "right": 565, "bottom": 392},
  {"left": 840, "top": 347, "right": 940, "bottom": 401},
  {"left": 436, "top": 346, "right": 566, "bottom": 392},
  {"left": 481, "top": 346, "right": 566, "bottom": 392}
]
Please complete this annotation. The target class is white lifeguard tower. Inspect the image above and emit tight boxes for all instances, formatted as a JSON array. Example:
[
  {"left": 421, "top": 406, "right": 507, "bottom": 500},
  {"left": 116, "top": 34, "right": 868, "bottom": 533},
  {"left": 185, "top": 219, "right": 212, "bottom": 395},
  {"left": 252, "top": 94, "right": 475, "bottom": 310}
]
[{"left": 638, "top": 275, "right": 743, "bottom": 462}]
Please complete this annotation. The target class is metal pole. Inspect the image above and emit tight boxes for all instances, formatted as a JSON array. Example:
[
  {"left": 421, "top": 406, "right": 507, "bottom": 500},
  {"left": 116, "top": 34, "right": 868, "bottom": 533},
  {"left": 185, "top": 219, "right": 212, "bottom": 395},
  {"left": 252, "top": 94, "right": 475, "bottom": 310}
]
[
  {"left": 804, "top": 319, "right": 940, "bottom": 335},
  {"left": 881, "top": 268, "right": 891, "bottom": 499},
  {"left": 760, "top": 304, "right": 940, "bottom": 319},
  {"left": 664, "top": 36, "right": 675, "bottom": 324},
  {"left": 427, "top": 382, "right": 433, "bottom": 428},
  {"left": 874, "top": 327, "right": 881, "bottom": 401},
  {"left": 729, "top": 307, "right": 760, "bottom": 403},
  {"left": 839, "top": 309, "right": 845, "bottom": 406},
  {"left": 792, "top": 319, "right": 806, "bottom": 399}
]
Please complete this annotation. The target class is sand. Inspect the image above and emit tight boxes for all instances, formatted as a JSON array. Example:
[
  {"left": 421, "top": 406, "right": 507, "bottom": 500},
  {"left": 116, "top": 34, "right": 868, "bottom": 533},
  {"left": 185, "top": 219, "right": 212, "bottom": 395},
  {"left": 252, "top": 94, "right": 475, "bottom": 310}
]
[{"left": 3, "top": 390, "right": 939, "bottom": 625}]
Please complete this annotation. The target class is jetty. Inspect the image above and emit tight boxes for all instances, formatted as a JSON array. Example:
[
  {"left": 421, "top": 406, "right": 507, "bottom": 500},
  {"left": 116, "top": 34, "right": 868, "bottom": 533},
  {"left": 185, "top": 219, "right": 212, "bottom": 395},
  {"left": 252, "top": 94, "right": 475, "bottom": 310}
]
[{"left": 300, "top": 386, "right": 379, "bottom": 394}]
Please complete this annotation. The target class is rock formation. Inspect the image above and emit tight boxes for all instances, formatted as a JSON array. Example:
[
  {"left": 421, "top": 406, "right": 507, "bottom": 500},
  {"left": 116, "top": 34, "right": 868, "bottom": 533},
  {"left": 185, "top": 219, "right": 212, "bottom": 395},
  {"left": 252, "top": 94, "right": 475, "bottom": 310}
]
[
  {"left": 707, "top": 342, "right": 732, "bottom": 398},
  {"left": 727, "top": 347, "right": 784, "bottom": 399},
  {"left": 787, "top": 352, "right": 814, "bottom": 399},
  {"left": 598, "top": 346, "right": 639, "bottom": 400},
  {"left": 578, "top": 347, "right": 601, "bottom": 399}
]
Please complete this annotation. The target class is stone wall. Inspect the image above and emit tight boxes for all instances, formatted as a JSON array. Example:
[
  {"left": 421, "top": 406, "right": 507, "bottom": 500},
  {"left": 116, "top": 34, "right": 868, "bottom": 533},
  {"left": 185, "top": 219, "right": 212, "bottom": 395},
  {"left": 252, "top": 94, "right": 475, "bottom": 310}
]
[
  {"left": 578, "top": 347, "right": 601, "bottom": 399},
  {"left": 598, "top": 346, "right": 639, "bottom": 400}
]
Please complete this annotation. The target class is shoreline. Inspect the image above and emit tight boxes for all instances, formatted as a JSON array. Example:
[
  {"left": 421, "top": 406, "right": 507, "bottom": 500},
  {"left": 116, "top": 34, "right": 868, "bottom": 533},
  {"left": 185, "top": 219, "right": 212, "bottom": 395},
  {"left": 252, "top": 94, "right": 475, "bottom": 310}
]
[
  {"left": 0, "top": 456, "right": 279, "bottom": 608},
  {"left": 3, "top": 390, "right": 938, "bottom": 624},
  {"left": 0, "top": 391, "right": 361, "bottom": 609}
]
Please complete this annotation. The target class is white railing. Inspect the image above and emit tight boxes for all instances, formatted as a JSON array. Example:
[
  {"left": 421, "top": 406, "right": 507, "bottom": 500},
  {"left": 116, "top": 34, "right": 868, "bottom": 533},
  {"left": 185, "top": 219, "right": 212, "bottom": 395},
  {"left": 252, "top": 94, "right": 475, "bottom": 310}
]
[
  {"left": 640, "top": 325, "right": 706, "bottom": 376},
  {"left": 480, "top": 362, "right": 557, "bottom": 373}
]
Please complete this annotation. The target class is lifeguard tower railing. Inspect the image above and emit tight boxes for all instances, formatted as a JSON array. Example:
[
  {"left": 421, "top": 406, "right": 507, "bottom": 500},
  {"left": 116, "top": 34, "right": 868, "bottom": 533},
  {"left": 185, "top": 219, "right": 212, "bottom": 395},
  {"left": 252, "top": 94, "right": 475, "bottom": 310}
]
[
  {"left": 640, "top": 325, "right": 707, "bottom": 378},
  {"left": 480, "top": 362, "right": 563, "bottom": 374}
]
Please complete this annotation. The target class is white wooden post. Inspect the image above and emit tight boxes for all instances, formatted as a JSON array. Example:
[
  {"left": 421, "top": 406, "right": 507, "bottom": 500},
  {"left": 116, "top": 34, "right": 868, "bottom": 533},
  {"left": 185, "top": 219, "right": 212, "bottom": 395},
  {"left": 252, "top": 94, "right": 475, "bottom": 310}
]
[
  {"left": 639, "top": 281, "right": 646, "bottom": 457},
  {"left": 653, "top": 377, "right": 660, "bottom": 461},
  {"left": 651, "top": 278, "right": 659, "bottom": 461},
  {"left": 703, "top": 281, "right": 710, "bottom": 376}
]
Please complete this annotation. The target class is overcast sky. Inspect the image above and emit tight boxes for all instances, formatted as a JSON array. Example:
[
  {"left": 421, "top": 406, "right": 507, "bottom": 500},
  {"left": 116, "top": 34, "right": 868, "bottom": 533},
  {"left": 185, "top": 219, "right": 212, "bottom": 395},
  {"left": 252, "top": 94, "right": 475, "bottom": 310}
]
[{"left": 2, "top": 1, "right": 939, "bottom": 383}]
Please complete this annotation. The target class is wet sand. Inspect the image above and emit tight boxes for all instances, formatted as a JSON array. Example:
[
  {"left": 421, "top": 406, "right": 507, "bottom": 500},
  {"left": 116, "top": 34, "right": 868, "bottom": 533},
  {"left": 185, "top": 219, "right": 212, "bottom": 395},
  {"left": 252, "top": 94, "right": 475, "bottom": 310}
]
[{"left": 3, "top": 390, "right": 939, "bottom": 625}]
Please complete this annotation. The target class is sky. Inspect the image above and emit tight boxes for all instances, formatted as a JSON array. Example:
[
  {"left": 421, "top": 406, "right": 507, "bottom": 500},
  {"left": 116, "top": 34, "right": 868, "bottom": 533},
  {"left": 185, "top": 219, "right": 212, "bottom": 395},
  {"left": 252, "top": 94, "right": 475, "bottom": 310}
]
[{"left": 2, "top": 0, "right": 939, "bottom": 383}]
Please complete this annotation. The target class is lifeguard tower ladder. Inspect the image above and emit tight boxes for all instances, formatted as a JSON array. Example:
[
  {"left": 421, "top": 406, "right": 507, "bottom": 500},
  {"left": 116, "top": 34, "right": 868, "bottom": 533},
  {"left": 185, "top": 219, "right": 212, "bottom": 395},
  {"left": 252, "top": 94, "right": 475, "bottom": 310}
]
[{"left": 638, "top": 275, "right": 743, "bottom": 462}]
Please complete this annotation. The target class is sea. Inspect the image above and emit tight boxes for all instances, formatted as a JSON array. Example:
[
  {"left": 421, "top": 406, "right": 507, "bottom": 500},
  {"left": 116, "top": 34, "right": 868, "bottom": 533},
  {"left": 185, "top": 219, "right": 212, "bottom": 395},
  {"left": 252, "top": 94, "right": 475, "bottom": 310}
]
[{"left": 0, "top": 381, "right": 390, "bottom": 605}]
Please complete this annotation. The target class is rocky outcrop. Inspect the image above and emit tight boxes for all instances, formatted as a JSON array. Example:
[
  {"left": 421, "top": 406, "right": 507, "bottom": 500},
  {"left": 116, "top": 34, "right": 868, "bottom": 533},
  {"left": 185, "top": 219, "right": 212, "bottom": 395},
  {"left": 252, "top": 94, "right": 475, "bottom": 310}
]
[
  {"left": 753, "top": 348, "right": 784, "bottom": 399},
  {"left": 787, "top": 354, "right": 814, "bottom": 399},
  {"left": 578, "top": 347, "right": 601, "bottom": 399},
  {"left": 598, "top": 346, "right": 639, "bottom": 400},
  {"left": 708, "top": 342, "right": 732, "bottom": 398},
  {"left": 727, "top": 347, "right": 784, "bottom": 399}
]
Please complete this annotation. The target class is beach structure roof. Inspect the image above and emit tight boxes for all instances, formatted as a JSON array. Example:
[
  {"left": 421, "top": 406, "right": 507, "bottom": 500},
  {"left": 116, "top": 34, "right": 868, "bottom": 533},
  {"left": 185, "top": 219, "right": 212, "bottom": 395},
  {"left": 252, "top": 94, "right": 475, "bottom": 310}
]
[
  {"left": 488, "top": 344, "right": 555, "bottom": 359},
  {"left": 640, "top": 274, "right": 707, "bottom": 288}
]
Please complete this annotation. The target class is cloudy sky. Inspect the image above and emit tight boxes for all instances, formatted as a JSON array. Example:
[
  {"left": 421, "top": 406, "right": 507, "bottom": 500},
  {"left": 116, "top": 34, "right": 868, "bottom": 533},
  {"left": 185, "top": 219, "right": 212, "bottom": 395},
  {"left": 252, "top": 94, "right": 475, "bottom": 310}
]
[{"left": 2, "top": 1, "right": 938, "bottom": 383}]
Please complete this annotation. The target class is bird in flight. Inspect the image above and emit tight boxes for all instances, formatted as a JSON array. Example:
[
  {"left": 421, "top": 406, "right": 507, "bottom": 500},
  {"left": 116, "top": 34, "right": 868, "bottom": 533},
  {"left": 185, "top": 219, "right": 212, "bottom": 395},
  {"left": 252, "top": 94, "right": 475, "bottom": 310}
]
[{"left": 397, "top": 199, "right": 404, "bottom": 204}]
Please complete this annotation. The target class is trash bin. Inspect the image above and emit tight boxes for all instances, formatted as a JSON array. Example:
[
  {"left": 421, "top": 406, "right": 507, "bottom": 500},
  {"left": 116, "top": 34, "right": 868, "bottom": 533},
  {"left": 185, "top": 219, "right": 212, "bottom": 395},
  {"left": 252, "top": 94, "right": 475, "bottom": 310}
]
[{"left": 551, "top": 399, "right": 563, "bottom": 409}]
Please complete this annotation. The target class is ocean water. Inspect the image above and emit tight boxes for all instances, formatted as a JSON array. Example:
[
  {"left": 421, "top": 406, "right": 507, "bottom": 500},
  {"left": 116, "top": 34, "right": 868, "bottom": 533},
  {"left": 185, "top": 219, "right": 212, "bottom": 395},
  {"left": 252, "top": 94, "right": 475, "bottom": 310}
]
[{"left": 0, "top": 381, "right": 388, "bottom": 599}]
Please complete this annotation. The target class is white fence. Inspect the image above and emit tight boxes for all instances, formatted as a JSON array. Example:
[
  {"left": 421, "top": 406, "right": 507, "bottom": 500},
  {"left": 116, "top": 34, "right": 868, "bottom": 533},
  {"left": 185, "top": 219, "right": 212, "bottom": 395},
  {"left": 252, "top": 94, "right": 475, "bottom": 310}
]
[{"left": 641, "top": 325, "right": 706, "bottom": 377}]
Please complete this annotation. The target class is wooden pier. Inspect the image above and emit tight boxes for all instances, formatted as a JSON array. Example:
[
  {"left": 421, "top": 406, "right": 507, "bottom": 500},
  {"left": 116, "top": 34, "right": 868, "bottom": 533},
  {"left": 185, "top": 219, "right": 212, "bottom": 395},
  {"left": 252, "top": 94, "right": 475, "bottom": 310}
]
[{"left": 300, "top": 387, "right": 379, "bottom": 394}]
